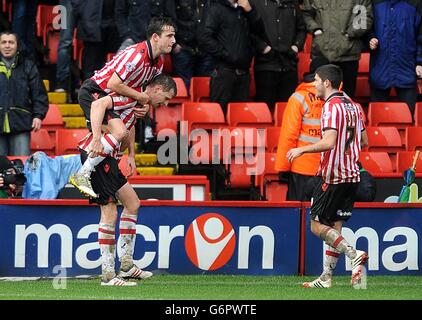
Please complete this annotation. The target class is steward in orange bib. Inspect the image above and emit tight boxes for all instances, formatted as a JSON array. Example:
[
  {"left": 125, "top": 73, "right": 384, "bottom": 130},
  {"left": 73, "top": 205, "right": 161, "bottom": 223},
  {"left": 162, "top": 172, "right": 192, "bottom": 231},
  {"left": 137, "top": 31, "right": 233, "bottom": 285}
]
[{"left": 275, "top": 72, "right": 323, "bottom": 200}]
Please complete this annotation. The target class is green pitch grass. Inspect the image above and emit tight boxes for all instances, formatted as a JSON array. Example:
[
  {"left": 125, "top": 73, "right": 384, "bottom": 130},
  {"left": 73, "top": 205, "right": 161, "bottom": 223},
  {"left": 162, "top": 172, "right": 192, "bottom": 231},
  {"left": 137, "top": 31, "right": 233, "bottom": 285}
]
[{"left": 0, "top": 275, "right": 421, "bottom": 300}]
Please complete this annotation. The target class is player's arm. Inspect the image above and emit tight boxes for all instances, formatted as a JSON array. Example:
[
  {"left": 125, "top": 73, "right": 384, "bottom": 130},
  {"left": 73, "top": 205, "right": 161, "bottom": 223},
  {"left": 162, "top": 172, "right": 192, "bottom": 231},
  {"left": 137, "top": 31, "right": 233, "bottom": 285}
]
[
  {"left": 107, "top": 72, "right": 150, "bottom": 105},
  {"left": 286, "top": 129, "right": 337, "bottom": 162},
  {"left": 89, "top": 96, "right": 113, "bottom": 157},
  {"left": 126, "top": 126, "right": 136, "bottom": 177}
]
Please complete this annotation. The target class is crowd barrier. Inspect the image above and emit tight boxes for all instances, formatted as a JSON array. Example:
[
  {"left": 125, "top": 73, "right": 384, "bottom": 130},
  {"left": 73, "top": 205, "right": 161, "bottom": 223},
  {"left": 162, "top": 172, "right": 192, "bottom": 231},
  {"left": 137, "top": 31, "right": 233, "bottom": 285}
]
[{"left": 0, "top": 200, "right": 421, "bottom": 277}]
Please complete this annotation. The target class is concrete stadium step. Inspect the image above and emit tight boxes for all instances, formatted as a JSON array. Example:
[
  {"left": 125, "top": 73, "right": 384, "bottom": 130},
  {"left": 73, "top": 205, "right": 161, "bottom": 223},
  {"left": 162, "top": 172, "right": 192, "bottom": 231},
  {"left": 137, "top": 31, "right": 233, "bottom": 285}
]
[
  {"left": 135, "top": 153, "right": 157, "bottom": 166},
  {"left": 43, "top": 80, "right": 50, "bottom": 92},
  {"left": 57, "top": 104, "right": 84, "bottom": 117},
  {"left": 63, "top": 117, "right": 87, "bottom": 128},
  {"left": 136, "top": 167, "right": 175, "bottom": 176},
  {"left": 48, "top": 92, "right": 67, "bottom": 104}
]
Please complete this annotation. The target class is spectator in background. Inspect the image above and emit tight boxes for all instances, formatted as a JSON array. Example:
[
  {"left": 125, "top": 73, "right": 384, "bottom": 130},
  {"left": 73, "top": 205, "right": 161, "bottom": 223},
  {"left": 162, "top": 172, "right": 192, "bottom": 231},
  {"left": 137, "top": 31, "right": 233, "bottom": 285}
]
[
  {"left": 302, "top": 0, "right": 373, "bottom": 98},
  {"left": 199, "top": 0, "right": 263, "bottom": 113},
  {"left": 368, "top": 0, "right": 422, "bottom": 118},
  {"left": 275, "top": 63, "right": 323, "bottom": 201},
  {"left": 55, "top": 0, "right": 75, "bottom": 92},
  {"left": 0, "top": 31, "right": 48, "bottom": 156},
  {"left": 11, "top": 0, "right": 38, "bottom": 60},
  {"left": 115, "top": 0, "right": 151, "bottom": 52},
  {"left": 250, "top": 0, "right": 306, "bottom": 111},
  {"left": 151, "top": 0, "right": 166, "bottom": 17},
  {"left": 71, "top": 0, "right": 120, "bottom": 80},
  {"left": 164, "top": 0, "right": 215, "bottom": 89}
]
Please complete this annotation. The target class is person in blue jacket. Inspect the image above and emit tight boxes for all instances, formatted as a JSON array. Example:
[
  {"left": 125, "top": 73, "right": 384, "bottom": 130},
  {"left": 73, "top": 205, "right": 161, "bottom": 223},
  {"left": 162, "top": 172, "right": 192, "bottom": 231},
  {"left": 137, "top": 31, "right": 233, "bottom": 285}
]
[{"left": 369, "top": 0, "right": 422, "bottom": 118}]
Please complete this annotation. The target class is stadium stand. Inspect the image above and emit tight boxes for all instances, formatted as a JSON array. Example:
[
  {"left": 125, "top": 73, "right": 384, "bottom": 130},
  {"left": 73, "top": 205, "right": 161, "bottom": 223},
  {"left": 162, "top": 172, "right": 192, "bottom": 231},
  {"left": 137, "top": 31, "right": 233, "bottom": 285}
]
[
  {"left": 226, "top": 102, "right": 273, "bottom": 127},
  {"left": 55, "top": 128, "right": 89, "bottom": 155},
  {"left": 365, "top": 126, "right": 404, "bottom": 152},
  {"left": 256, "top": 152, "right": 288, "bottom": 202},
  {"left": 368, "top": 102, "right": 413, "bottom": 128},
  {"left": 415, "top": 102, "right": 422, "bottom": 127},
  {"left": 265, "top": 126, "right": 280, "bottom": 153},
  {"left": 31, "top": 129, "right": 55, "bottom": 155},
  {"left": 189, "top": 77, "right": 210, "bottom": 102},
  {"left": 405, "top": 127, "right": 422, "bottom": 151},
  {"left": 360, "top": 151, "right": 394, "bottom": 174},
  {"left": 396, "top": 151, "right": 422, "bottom": 173},
  {"left": 274, "top": 102, "right": 287, "bottom": 126}
]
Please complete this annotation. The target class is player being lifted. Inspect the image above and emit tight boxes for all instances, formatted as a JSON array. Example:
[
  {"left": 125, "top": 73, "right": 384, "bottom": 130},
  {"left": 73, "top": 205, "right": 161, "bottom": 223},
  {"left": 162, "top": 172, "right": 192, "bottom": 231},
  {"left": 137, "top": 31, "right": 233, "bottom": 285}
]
[
  {"left": 287, "top": 64, "right": 369, "bottom": 289},
  {"left": 76, "top": 74, "right": 176, "bottom": 286},
  {"left": 70, "top": 16, "right": 176, "bottom": 197}
]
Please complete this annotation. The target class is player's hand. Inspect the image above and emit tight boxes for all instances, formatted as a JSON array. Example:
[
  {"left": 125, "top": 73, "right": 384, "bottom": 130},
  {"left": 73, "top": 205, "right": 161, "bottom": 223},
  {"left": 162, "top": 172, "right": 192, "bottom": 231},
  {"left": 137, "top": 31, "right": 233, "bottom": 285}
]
[
  {"left": 286, "top": 147, "right": 304, "bottom": 162},
  {"left": 369, "top": 38, "right": 378, "bottom": 50},
  {"left": 126, "top": 155, "right": 136, "bottom": 177},
  {"left": 88, "top": 138, "right": 104, "bottom": 158},
  {"left": 32, "top": 118, "right": 42, "bottom": 132},
  {"left": 136, "top": 92, "right": 150, "bottom": 105},
  {"left": 133, "top": 104, "right": 150, "bottom": 118}
]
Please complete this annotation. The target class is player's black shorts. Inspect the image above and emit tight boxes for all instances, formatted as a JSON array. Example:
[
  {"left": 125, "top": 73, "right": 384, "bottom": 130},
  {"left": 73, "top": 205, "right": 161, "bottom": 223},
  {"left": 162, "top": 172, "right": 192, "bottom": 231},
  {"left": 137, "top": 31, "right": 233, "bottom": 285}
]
[
  {"left": 309, "top": 177, "right": 358, "bottom": 227},
  {"left": 81, "top": 150, "right": 127, "bottom": 205},
  {"left": 78, "top": 79, "right": 120, "bottom": 130}
]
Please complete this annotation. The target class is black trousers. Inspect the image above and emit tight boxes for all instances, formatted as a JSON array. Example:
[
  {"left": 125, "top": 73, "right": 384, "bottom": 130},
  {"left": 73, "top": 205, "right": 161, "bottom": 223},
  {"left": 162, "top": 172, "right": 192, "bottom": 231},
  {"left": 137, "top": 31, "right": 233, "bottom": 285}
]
[
  {"left": 370, "top": 86, "right": 417, "bottom": 119},
  {"left": 254, "top": 69, "right": 298, "bottom": 112},
  {"left": 81, "top": 25, "right": 120, "bottom": 80},
  {"left": 210, "top": 67, "right": 250, "bottom": 114}
]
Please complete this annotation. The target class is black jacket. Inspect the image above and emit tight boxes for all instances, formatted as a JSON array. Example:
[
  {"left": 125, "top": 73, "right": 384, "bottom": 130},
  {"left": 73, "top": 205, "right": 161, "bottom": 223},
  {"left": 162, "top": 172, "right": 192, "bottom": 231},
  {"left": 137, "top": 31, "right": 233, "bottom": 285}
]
[
  {"left": 71, "top": 0, "right": 116, "bottom": 42},
  {"left": 0, "top": 54, "right": 48, "bottom": 134},
  {"left": 251, "top": 0, "right": 306, "bottom": 72},
  {"left": 165, "top": 0, "right": 208, "bottom": 52},
  {"left": 199, "top": 0, "right": 263, "bottom": 70},
  {"left": 115, "top": 0, "right": 151, "bottom": 43}
]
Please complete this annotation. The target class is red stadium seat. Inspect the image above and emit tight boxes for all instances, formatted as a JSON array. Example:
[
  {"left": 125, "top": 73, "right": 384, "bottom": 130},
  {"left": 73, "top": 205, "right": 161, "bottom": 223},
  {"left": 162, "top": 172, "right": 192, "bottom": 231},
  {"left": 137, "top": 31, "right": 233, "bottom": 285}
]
[
  {"left": 415, "top": 102, "right": 422, "bottom": 127},
  {"left": 358, "top": 52, "right": 370, "bottom": 74},
  {"left": 31, "top": 129, "right": 55, "bottom": 155},
  {"left": 154, "top": 104, "right": 182, "bottom": 136},
  {"left": 169, "top": 77, "right": 189, "bottom": 105},
  {"left": 43, "top": 104, "right": 64, "bottom": 131},
  {"left": 355, "top": 75, "right": 370, "bottom": 102},
  {"left": 360, "top": 152, "right": 394, "bottom": 174},
  {"left": 274, "top": 102, "right": 287, "bottom": 126},
  {"left": 189, "top": 77, "right": 210, "bottom": 102},
  {"left": 368, "top": 102, "right": 412, "bottom": 128},
  {"left": 55, "top": 129, "right": 89, "bottom": 155},
  {"left": 396, "top": 151, "right": 422, "bottom": 173},
  {"left": 181, "top": 102, "right": 225, "bottom": 135},
  {"left": 36, "top": 5, "right": 56, "bottom": 38},
  {"left": 256, "top": 152, "right": 287, "bottom": 201},
  {"left": 297, "top": 52, "right": 311, "bottom": 82},
  {"left": 266, "top": 126, "right": 280, "bottom": 153},
  {"left": 366, "top": 126, "right": 404, "bottom": 152},
  {"left": 303, "top": 34, "right": 312, "bottom": 53},
  {"left": 405, "top": 127, "right": 422, "bottom": 151},
  {"left": 226, "top": 102, "right": 272, "bottom": 127},
  {"left": 46, "top": 29, "right": 60, "bottom": 64}
]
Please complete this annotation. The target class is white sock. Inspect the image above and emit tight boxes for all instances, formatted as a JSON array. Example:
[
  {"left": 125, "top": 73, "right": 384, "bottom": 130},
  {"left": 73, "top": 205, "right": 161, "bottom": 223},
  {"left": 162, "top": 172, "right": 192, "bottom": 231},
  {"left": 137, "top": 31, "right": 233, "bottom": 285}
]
[
  {"left": 118, "top": 212, "right": 138, "bottom": 271},
  {"left": 98, "top": 223, "right": 116, "bottom": 280},
  {"left": 80, "top": 134, "right": 120, "bottom": 175}
]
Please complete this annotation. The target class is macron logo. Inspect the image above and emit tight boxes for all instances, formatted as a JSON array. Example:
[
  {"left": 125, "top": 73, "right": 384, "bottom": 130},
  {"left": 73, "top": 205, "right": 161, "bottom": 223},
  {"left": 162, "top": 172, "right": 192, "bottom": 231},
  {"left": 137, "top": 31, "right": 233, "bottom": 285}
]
[{"left": 185, "top": 213, "right": 236, "bottom": 270}]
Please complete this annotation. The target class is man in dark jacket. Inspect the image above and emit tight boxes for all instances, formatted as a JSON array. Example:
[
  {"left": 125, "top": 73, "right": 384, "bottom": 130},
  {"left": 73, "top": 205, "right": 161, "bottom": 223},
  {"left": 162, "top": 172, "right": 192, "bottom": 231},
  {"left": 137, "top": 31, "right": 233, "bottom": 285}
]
[
  {"left": 165, "top": 0, "right": 215, "bottom": 89},
  {"left": 369, "top": 0, "right": 422, "bottom": 118},
  {"left": 199, "top": 0, "right": 263, "bottom": 112},
  {"left": 115, "top": 0, "right": 151, "bottom": 52},
  {"left": 0, "top": 31, "right": 48, "bottom": 156},
  {"left": 71, "top": 0, "right": 120, "bottom": 80},
  {"left": 250, "top": 0, "right": 306, "bottom": 111}
]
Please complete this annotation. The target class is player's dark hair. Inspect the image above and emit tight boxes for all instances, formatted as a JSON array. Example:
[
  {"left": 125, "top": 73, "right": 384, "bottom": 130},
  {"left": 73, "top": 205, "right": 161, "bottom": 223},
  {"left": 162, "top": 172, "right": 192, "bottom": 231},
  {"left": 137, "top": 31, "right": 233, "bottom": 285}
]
[
  {"left": 150, "top": 73, "right": 177, "bottom": 96},
  {"left": 315, "top": 64, "right": 343, "bottom": 90},
  {"left": 147, "top": 15, "right": 177, "bottom": 38}
]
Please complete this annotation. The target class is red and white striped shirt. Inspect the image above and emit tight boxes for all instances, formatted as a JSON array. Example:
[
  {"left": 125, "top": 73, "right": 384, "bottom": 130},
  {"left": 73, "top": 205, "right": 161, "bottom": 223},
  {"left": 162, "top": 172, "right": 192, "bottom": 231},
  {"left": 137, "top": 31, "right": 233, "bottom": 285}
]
[
  {"left": 91, "top": 40, "right": 164, "bottom": 92},
  {"left": 318, "top": 92, "right": 365, "bottom": 184},
  {"left": 77, "top": 92, "right": 139, "bottom": 158}
]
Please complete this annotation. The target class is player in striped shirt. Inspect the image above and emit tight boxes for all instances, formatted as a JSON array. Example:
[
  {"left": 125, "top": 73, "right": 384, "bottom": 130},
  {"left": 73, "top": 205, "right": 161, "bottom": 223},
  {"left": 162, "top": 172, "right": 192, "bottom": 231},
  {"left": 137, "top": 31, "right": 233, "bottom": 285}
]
[
  {"left": 71, "top": 74, "right": 177, "bottom": 198},
  {"left": 287, "top": 64, "right": 369, "bottom": 289}
]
